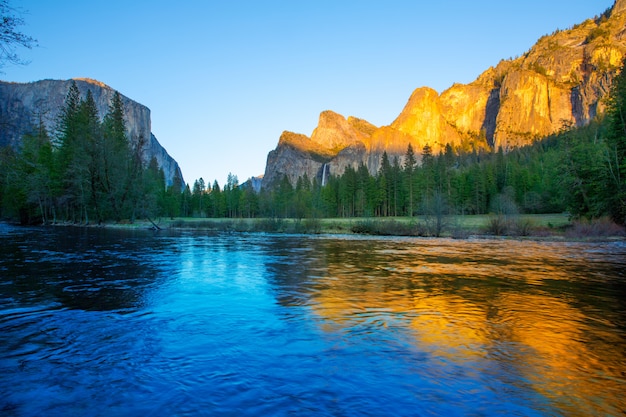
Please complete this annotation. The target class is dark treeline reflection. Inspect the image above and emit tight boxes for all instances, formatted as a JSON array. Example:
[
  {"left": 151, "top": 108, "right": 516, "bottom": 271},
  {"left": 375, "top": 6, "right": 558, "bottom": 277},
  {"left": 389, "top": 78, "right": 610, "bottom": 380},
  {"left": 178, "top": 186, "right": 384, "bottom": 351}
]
[
  {"left": 0, "top": 224, "right": 165, "bottom": 311},
  {"left": 1, "top": 225, "right": 624, "bottom": 416}
]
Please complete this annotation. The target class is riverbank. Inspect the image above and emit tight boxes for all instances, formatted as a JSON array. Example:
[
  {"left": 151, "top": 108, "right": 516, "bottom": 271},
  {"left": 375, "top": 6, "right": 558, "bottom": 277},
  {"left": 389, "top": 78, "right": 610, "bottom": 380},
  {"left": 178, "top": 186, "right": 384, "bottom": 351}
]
[{"left": 99, "top": 213, "right": 625, "bottom": 241}]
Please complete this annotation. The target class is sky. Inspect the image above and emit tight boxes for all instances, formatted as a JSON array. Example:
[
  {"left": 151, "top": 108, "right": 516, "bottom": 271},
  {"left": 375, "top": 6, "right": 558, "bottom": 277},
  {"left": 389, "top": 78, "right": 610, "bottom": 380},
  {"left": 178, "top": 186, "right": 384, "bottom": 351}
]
[{"left": 2, "top": 0, "right": 615, "bottom": 186}]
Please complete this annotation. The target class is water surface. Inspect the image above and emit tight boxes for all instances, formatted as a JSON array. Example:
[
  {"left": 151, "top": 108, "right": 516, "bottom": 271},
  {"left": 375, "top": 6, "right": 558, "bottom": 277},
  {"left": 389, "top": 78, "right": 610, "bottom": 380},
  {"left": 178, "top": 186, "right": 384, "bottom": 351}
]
[{"left": 1, "top": 223, "right": 625, "bottom": 416}]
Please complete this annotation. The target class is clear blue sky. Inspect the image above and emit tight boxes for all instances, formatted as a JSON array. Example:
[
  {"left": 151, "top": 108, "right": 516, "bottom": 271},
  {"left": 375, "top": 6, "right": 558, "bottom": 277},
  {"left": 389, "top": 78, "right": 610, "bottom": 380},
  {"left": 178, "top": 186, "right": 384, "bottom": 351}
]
[{"left": 2, "top": 0, "right": 614, "bottom": 186}]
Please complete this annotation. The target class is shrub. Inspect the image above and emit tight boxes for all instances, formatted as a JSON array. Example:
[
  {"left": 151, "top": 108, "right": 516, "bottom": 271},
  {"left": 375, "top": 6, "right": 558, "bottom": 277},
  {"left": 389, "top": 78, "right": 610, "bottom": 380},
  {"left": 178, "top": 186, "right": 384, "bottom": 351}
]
[
  {"left": 450, "top": 225, "right": 470, "bottom": 239},
  {"left": 303, "top": 218, "right": 322, "bottom": 234},
  {"left": 514, "top": 218, "right": 535, "bottom": 236},
  {"left": 351, "top": 219, "right": 422, "bottom": 236},
  {"left": 585, "top": 26, "right": 610, "bottom": 44},
  {"left": 256, "top": 218, "right": 284, "bottom": 233},
  {"left": 350, "top": 220, "right": 372, "bottom": 234},
  {"left": 565, "top": 217, "right": 626, "bottom": 238},
  {"left": 486, "top": 215, "right": 510, "bottom": 236}
]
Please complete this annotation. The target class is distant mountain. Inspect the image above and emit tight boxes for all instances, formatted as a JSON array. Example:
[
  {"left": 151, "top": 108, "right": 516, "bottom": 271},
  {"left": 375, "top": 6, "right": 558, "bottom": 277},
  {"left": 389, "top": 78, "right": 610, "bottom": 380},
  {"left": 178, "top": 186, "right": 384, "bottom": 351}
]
[
  {"left": 262, "top": 0, "right": 626, "bottom": 188},
  {"left": 0, "top": 78, "right": 184, "bottom": 186}
]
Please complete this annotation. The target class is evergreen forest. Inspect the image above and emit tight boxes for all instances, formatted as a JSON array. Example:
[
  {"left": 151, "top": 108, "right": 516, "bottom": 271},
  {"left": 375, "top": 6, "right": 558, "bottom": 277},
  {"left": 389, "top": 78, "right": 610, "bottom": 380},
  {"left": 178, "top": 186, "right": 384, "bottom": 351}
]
[
  {"left": 1, "top": 58, "right": 625, "bottom": 229},
  {"left": 135, "top": 59, "right": 626, "bottom": 228},
  {"left": 0, "top": 81, "right": 183, "bottom": 224}
]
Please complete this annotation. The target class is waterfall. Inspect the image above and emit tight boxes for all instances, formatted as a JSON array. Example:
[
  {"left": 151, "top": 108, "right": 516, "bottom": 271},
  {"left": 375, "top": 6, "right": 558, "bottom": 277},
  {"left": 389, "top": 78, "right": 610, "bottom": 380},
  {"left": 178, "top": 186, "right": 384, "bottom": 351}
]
[{"left": 321, "top": 163, "right": 329, "bottom": 187}]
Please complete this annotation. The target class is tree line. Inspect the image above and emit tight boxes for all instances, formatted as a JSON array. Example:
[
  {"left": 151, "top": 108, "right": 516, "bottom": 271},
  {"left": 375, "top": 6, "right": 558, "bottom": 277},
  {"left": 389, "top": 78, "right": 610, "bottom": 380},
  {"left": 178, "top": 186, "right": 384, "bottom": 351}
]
[
  {"left": 182, "top": 120, "right": 621, "bottom": 226},
  {"left": 2, "top": 58, "right": 625, "bottom": 226},
  {"left": 183, "top": 58, "right": 626, "bottom": 226}
]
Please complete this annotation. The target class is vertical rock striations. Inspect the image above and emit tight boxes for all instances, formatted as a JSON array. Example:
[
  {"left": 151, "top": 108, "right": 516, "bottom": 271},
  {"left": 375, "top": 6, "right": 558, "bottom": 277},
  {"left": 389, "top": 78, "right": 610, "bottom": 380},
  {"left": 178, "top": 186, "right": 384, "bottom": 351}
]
[
  {"left": 0, "top": 78, "right": 183, "bottom": 186},
  {"left": 262, "top": 0, "right": 626, "bottom": 189}
]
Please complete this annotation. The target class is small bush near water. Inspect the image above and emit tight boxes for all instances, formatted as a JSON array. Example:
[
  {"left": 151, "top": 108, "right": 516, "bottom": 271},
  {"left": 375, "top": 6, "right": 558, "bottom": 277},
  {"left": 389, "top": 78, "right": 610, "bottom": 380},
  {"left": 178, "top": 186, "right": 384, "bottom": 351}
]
[
  {"left": 565, "top": 217, "right": 626, "bottom": 238},
  {"left": 485, "top": 215, "right": 537, "bottom": 237},
  {"left": 486, "top": 215, "right": 510, "bottom": 236},
  {"left": 351, "top": 219, "right": 425, "bottom": 236}
]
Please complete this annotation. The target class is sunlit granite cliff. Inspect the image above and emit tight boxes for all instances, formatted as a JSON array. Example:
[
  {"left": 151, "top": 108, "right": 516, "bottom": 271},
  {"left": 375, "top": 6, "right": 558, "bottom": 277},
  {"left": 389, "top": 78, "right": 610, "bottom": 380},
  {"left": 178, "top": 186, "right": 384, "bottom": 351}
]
[
  {"left": 263, "top": 0, "right": 626, "bottom": 188},
  {"left": 0, "top": 78, "right": 184, "bottom": 186}
]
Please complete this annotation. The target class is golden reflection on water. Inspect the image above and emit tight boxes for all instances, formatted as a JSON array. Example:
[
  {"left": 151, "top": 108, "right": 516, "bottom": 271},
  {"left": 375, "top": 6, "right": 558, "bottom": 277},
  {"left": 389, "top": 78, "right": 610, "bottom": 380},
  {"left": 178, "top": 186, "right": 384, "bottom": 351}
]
[{"left": 306, "top": 238, "right": 626, "bottom": 416}]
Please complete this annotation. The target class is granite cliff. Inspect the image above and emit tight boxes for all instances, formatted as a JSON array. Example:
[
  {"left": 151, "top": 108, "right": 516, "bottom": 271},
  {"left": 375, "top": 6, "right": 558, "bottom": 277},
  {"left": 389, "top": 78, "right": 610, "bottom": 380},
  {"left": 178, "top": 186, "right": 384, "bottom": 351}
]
[
  {"left": 263, "top": 0, "right": 626, "bottom": 188},
  {"left": 0, "top": 78, "right": 183, "bottom": 186}
]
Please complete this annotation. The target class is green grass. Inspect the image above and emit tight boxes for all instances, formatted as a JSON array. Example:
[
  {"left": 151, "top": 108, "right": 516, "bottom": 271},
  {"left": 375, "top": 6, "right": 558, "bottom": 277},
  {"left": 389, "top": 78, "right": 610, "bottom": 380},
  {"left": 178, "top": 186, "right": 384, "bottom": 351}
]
[
  {"left": 325, "top": 214, "right": 569, "bottom": 233},
  {"left": 449, "top": 213, "right": 570, "bottom": 230},
  {"left": 136, "top": 213, "right": 573, "bottom": 237},
  {"left": 100, "top": 213, "right": 626, "bottom": 240}
]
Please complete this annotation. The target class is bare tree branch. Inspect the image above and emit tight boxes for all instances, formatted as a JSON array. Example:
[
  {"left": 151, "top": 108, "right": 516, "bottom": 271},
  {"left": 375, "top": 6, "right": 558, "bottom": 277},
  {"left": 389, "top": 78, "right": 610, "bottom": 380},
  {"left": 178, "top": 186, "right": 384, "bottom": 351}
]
[{"left": 0, "top": 0, "right": 37, "bottom": 70}]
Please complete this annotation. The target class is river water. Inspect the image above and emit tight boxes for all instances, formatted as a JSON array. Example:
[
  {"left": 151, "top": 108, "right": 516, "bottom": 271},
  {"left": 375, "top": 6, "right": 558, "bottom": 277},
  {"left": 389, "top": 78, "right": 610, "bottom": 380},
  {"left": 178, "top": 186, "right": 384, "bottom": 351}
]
[{"left": 0, "top": 223, "right": 625, "bottom": 416}]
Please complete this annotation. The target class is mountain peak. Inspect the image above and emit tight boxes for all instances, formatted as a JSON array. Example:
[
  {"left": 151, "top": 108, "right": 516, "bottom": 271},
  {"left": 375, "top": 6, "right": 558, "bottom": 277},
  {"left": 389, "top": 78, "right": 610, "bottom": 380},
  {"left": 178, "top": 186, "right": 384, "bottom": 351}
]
[
  {"left": 262, "top": 2, "right": 626, "bottom": 188},
  {"left": 72, "top": 77, "right": 110, "bottom": 89},
  {"left": 310, "top": 110, "right": 373, "bottom": 152}
]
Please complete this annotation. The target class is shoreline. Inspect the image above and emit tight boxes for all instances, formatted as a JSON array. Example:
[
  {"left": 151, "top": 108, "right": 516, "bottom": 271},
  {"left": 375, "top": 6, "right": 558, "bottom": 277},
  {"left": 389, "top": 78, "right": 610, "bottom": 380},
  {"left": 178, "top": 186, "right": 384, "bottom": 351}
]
[{"left": 18, "top": 214, "right": 625, "bottom": 243}]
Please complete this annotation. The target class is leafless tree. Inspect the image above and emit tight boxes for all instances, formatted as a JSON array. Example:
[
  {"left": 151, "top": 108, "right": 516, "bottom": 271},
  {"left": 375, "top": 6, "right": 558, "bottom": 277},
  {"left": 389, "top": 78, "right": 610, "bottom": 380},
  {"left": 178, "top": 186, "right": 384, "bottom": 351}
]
[{"left": 0, "top": 0, "right": 37, "bottom": 70}]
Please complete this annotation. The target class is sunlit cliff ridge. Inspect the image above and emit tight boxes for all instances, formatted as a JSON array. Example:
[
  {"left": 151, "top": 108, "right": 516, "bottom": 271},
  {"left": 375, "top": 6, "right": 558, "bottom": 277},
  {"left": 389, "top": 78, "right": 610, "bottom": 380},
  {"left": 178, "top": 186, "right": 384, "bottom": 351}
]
[{"left": 263, "top": 0, "right": 626, "bottom": 188}]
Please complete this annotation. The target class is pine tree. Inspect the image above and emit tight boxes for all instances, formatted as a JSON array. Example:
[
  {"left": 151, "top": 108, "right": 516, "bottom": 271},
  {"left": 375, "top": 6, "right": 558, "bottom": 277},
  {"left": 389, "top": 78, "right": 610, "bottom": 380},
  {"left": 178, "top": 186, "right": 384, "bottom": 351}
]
[
  {"left": 56, "top": 81, "right": 80, "bottom": 149},
  {"left": 181, "top": 184, "right": 192, "bottom": 217},
  {"left": 378, "top": 151, "right": 392, "bottom": 216},
  {"left": 126, "top": 133, "right": 147, "bottom": 221},
  {"left": 2, "top": 120, "right": 54, "bottom": 224},
  {"left": 101, "top": 91, "right": 131, "bottom": 219},
  {"left": 77, "top": 89, "right": 102, "bottom": 222},
  {"left": 604, "top": 57, "right": 626, "bottom": 224},
  {"left": 55, "top": 82, "right": 81, "bottom": 208},
  {"left": 391, "top": 156, "right": 402, "bottom": 216},
  {"left": 295, "top": 173, "right": 312, "bottom": 219},
  {"left": 164, "top": 171, "right": 183, "bottom": 219},
  {"left": 192, "top": 178, "right": 205, "bottom": 216},
  {"left": 55, "top": 82, "right": 90, "bottom": 221},
  {"left": 403, "top": 143, "right": 417, "bottom": 216},
  {"left": 209, "top": 180, "right": 225, "bottom": 217},
  {"left": 240, "top": 184, "right": 259, "bottom": 218},
  {"left": 276, "top": 174, "right": 294, "bottom": 218},
  {"left": 224, "top": 173, "right": 240, "bottom": 217},
  {"left": 19, "top": 122, "right": 54, "bottom": 223},
  {"left": 419, "top": 144, "right": 435, "bottom": 213}
]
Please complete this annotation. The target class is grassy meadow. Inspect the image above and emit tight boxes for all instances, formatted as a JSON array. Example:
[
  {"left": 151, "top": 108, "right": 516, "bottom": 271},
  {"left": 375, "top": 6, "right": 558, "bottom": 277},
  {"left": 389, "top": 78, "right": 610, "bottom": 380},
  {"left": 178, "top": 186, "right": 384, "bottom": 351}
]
[{"left": 115, "top": 213, "right": 625, "bottom": 240}]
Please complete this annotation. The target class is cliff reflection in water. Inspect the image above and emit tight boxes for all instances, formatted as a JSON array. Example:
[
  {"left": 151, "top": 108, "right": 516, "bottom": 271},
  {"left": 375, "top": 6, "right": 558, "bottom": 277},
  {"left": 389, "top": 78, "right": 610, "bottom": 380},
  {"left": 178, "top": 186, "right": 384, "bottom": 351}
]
[
  {"left": 2, "top": 224, "right": 625, "bottom": 416},
  {"left": 268, "top": 237, "right": 626, "bottom": 416}
]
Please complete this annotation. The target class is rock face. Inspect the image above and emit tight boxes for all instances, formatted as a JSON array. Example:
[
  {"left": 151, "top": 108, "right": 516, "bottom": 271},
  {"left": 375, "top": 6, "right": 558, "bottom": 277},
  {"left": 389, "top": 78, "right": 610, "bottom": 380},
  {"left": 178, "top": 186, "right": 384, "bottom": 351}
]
[
  {"left": 262, "top": 0, "right": 626, "bottom": 188},
  {"left": 262, "top": 112, "right": 376, "bottom": 187},
  {"left": 0, "top": 78, "right": 184, "bottom": 186}
]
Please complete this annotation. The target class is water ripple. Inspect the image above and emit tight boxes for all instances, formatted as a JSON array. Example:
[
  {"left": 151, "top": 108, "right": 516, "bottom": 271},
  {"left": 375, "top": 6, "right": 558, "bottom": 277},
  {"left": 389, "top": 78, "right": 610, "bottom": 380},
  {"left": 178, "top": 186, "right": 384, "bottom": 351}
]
[{"left": 1, "top": 226, "right": 625, "bottom": 416}]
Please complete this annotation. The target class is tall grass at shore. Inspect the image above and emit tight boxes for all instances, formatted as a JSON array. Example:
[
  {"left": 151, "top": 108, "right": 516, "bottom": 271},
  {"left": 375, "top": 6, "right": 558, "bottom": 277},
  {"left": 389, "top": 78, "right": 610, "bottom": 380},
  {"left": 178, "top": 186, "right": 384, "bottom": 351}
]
[
  {"left": 152, "top": 214, "right": 584, "bottom": 237},
  {"left": 92, "top": 213, "right": 626, "bottom": 239}
]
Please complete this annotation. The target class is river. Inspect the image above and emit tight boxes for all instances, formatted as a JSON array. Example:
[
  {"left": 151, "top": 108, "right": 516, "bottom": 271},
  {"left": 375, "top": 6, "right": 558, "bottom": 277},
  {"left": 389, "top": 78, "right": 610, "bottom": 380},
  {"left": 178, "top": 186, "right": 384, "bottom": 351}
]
[{"left": 1, "top": 223, "right": 625, "bottom": 416}]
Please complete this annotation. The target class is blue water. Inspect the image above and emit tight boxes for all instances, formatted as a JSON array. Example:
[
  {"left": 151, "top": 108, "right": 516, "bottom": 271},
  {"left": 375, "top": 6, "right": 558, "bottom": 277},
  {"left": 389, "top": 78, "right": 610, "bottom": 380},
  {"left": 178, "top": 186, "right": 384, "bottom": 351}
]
[{"left": 1, "top": 223, "right": 625, "bottom": 416}]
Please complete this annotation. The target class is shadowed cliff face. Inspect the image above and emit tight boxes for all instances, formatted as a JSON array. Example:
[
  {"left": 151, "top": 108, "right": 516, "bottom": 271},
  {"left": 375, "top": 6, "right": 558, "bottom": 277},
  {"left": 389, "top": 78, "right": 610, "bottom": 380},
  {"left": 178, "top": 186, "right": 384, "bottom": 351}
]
[
  {"left": 262, "top": 1, "right": 626, "bottom": 189},
  {"left": 0, "top": 78, "right": 183, "bottom": 186}
]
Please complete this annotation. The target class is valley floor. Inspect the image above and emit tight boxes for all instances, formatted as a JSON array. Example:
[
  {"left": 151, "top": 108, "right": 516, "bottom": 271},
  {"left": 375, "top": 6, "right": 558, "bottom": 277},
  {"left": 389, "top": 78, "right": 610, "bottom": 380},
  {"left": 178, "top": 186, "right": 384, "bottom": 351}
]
[{"left": 103, "top": 213, "right": 625, "bottom": 241}]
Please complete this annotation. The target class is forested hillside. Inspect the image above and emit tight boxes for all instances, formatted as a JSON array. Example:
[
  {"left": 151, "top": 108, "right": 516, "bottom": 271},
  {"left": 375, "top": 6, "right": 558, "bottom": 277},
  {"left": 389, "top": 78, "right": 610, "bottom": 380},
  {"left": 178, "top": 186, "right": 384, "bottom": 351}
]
[
  {"left": 261, "top": 2, "right": 626, "bottom": 189},
  {"left": 0, "top": 81, "right": 183, "bottom": 224},
  {"left": 1, "top": 61, "right": 624, "bottom": 227},
  {"left": 183, "top": 58, "right": 626, "bottom": 227}
]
